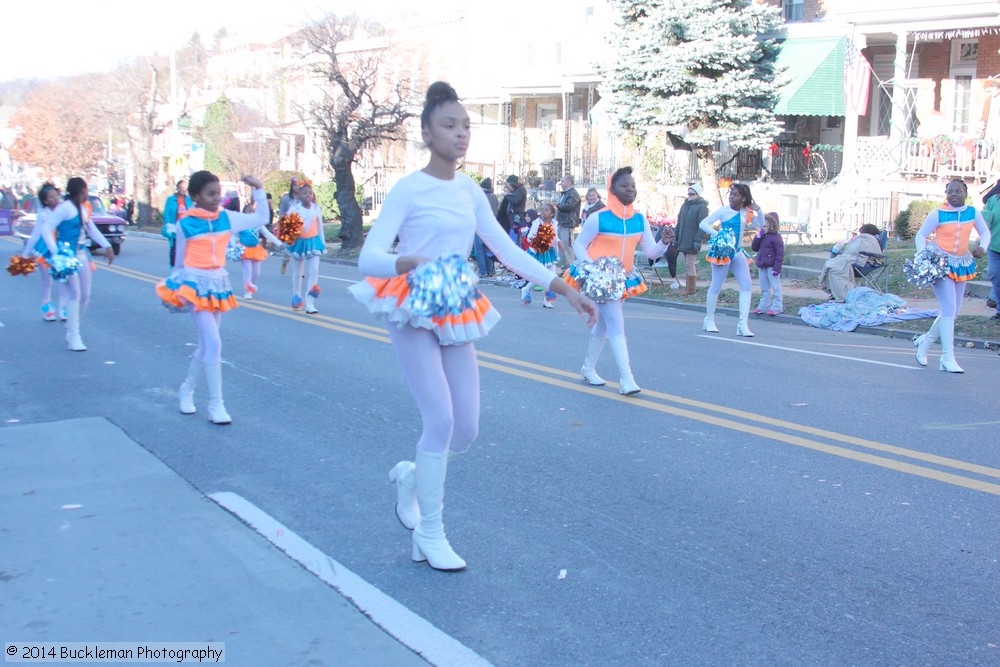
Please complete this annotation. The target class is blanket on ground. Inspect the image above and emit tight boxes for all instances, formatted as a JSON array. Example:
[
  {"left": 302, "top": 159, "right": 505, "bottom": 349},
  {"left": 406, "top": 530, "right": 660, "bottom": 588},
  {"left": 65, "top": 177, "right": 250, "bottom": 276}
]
[{"left": 799, "top": 287, "right": 937, "bottom": 332}]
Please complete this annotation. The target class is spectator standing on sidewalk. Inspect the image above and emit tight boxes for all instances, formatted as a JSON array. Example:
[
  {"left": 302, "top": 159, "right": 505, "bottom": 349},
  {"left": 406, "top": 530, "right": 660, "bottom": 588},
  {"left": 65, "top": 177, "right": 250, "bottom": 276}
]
[
  {"left": 581, "top": 188, "right": 604, "bottom": 224},
  {"left": 162, "top": 180, "right": 192, "bottom": 268},
  {"left": 980, "top": 180, "right": 1000, "bottom": 318},
  {"left": 555, "top": 174, "right": 581, "bottom": 270},
  {"left": 675, "top": 183, "right": 708, "bottom": 296},
  {"left": 505, "top": 174, "right": 527, "bottom": 232},
  {"left": 473, "top": 178, "right": 498, "bottom": 277},
  {"left": 751, "top": 212, "right": 784, "bottom": 315}
]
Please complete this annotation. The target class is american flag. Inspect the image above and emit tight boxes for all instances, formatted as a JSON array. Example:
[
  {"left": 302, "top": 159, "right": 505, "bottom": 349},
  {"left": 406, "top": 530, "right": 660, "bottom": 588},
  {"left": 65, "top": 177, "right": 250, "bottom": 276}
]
[{"left": 845, "top": 40, "right": 872, "bottom": 114}]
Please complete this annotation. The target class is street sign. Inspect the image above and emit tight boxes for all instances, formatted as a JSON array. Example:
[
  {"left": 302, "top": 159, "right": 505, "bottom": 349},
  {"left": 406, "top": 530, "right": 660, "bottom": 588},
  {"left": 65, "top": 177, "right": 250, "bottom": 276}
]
[{"left": 0, "top": 210, "right": 14, "bottom": 236}]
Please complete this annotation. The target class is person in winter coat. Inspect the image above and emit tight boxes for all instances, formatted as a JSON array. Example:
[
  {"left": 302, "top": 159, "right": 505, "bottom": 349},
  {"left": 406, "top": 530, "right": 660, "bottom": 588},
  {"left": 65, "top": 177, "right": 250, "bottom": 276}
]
[
  {"left": 474, "top": 178, "right": 499, "bottom": 276},
  {"left": 555, "top": 174, "right": 581, "bottom": 270},
  {"left": 819, "top": 223, "right": 883, "bottom": 303},
  {"left": 674, "top": 183, "right": 709, "bottom": 295},
  {"left": 751, "top": 212, "right": 785, "bottom": 315}
]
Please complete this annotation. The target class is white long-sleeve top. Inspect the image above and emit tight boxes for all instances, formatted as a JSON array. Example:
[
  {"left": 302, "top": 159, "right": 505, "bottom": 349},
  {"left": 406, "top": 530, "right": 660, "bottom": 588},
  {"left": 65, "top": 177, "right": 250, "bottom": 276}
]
[
  {"left": 698, "top": 205, "right": 761, "bottom": 240},
  {"left": 288, "top": 199, "right": 323, "bottom": 238},
  {"left": 21, "top": 201, "right": 110, "bottom": 257},
  {"left": 357, "top": 171, "right": 557, "bottom": 287},
  {"left": 571, "top": 208, "right": 668, "bottom": 269},
  {"left": 175, "top": 188, "right": 269, "bottom": 273},
  {"left": 915, "top": 205, "right": 991, "bottom": 254}
]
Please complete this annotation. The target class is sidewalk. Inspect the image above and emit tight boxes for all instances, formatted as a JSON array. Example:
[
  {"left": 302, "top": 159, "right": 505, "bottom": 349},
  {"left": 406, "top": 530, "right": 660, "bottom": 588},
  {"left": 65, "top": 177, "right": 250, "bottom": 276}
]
[{"left": 0, "top": 418, "right": 431, "bottom": 666}]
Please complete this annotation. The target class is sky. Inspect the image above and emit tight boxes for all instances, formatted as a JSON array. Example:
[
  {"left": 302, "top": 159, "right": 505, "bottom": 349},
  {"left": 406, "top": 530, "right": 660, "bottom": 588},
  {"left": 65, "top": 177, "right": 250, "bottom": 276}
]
[{"left": 0, "top": 0, "right": 423, "bottom": 82}]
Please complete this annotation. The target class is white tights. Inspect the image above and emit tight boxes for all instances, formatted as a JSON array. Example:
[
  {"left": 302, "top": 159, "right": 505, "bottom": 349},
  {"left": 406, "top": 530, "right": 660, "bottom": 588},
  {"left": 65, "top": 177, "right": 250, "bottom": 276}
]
[
  {"left": 590, "top": 299, "right": 626, "bottom": 338},
  {"left": 292, "top": 256, "right": 320, "bottom": 297},
  {"left": 241, "top": 259, "right": 262, "bottom": 289},
  {"left": 708, "top": 253, "right": 752, "bottom": 295},
  {"left": 932, "top": 277, "right": 966, "bottom": 317},
  {"left": 388, "top": 325, "right": 480, "bottom": 454},
  {"left": 190, "top": 309, "right": 223, "bottom": 363},
  {"left": 58, "top": 252, "right": 94, "bottom": 315},
  {"left": 39, "top": 269, "right": 53, "bottom": 305}
]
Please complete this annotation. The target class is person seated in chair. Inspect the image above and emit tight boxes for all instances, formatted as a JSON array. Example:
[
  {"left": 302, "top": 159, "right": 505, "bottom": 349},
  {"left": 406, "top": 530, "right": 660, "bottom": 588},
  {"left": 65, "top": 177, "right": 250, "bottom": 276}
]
[{"left": 819, "top": 223, "right": 883, "bottom": 302}]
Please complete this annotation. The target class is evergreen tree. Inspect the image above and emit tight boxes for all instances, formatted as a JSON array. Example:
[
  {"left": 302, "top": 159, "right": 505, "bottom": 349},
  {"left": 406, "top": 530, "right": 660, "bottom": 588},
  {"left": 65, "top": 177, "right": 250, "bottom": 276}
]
[{"left": 603, "top": 0, "right": 783, "bottom": 206}]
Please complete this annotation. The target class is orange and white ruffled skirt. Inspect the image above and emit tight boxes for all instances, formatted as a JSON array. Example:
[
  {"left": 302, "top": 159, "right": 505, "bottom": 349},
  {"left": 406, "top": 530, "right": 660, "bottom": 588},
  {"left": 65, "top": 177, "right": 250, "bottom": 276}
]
[
  {"left": 349, "top": 274, "right": 499, "bottom": 345},
  {"left": 156, "top": 266, "right": 238, "bottom": 313}
]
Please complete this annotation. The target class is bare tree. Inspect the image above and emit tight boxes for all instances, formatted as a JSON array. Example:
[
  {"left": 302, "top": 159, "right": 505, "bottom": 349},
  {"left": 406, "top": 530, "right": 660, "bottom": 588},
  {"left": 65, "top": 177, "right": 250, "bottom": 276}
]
[
  {"left": 8, "top": 79, "right": 105, "bottom": 182},
  {"left": 93, "top": 57, "right": 166, "bottom": 226},
  {"left": 201, "top": 98, "right": 279, "bottom": 182},
  {"left": 300, "top": 14, "right": 417, "bottom": 250}
]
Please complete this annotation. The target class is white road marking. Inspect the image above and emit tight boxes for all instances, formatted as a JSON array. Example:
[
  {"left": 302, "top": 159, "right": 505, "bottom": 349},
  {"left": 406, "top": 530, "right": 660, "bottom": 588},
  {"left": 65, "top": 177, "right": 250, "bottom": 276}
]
[
  {"left": 209, "top": 491, "right": 492, "bottom": 667},
  {"left": 696, "top": 335, "right": 921, "bottom": 369},
  {"left": 320, "top": 274, "right": 358, "bottom": 283}
]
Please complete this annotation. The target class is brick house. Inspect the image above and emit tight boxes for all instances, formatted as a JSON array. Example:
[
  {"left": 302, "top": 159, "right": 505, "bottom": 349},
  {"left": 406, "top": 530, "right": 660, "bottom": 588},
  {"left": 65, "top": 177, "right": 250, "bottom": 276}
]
[{"left": 766, "top": 0, "right": 1000, "bottom": 184}]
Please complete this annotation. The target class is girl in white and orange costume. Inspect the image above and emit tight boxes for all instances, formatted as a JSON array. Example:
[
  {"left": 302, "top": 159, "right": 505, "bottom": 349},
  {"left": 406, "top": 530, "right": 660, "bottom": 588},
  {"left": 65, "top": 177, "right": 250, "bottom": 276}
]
[
  {"left": 565, "top": 167, "right": 672, "bottom": 395},
  {"left": 351, "top": 82, "right": 597, "bottom": 571},
  {"left": 913, "top": 178, "right": 990, "bottom": 372},
  {"left": 156, "top": 171, "right": 270, "bottom": 424},
  {"left": 285, "top": 179, "right": 325, "bottom": 313}
]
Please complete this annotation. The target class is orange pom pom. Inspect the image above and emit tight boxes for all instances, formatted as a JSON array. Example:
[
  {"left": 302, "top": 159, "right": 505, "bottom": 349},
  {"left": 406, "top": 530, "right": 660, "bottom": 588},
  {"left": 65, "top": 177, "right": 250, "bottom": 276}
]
[
  {"left": 7, "top": 256, "right": 38, "bottom": 277},
  {"left": 276, "top": 212, "right": 304, "bottom": 245},
  {"left": 531, "top": 222, "right": 556, "bottom": 253}
]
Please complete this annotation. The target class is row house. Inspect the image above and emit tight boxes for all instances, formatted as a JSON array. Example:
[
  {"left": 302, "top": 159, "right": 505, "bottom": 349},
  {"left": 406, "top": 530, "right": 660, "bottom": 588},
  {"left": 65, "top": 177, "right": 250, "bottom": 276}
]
[{"left": 766, "top": 0, "right": 1000, "bottom": 184}]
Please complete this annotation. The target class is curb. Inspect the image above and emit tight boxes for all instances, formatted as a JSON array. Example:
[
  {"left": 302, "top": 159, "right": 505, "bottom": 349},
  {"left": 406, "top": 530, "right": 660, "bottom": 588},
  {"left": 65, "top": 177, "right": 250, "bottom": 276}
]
[{"left": 128, "top": 232, "right": 1000, "bottom": 352}]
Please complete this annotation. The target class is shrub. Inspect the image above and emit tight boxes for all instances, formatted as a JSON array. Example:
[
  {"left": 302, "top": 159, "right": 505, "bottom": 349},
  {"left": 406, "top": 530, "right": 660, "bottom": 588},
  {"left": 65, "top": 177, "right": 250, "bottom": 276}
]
[
  {"left": 893, "top": 210, "right": 912, "bottom": 239},
  {"left": 894, "top": 199, "right": 939, "bottom": 239}
]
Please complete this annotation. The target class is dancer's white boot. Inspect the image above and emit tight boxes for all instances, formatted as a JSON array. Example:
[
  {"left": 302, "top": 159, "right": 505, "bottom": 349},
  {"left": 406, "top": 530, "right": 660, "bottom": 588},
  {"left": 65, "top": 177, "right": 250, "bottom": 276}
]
[
  {"left": 736, "top": 291, "right": 755, "bottom": 337},
  {"left": 65, "top": 301, "right": 87, "bottom": 351},
  {"left": 179, "top": 357, "right": 202, "bottom": 415},
  {"left": 914, "top": 317, "right": 940, "bottom": 367},
  {"left": 203, "top": 361, "right": 232, "bottom": 424},
  {"left": 388, "top": 461, "right": 419, "bottom": 530},
  {"left": 608, "top": 335, "right": 641, "bottom": 395},
  {"left": 580, "top": 335, "right": 607, "bottom": 386},
  {"left": 703, "top": 291, "right": 719, "bottom": 332},
  {"left": 412, "top": 450, "right": 466, "bottom": 571},
  {"left": 937, "top": 317, "right": 964, "bottom": 373}
]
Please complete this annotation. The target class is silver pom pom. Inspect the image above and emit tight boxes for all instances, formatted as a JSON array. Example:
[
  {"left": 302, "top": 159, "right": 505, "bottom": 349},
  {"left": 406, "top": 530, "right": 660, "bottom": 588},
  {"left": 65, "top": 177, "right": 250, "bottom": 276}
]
[
  {"left": 227, "top": 244, "right": 246, "bottom": 262},
  {"left": 903, "top": 247, "right": 949, "bottom": 288},
  {"left": 48, "top": 243, "right": 81, "bottom": 282},
  {"left": 575, "top": 256, "right": 626, "bottom": 303},
  {"left": 708, "top": 228, "right": 737, "bottom": 259},
  {"left": 406, "top": 254, "right": 480, "bottom": 318}
]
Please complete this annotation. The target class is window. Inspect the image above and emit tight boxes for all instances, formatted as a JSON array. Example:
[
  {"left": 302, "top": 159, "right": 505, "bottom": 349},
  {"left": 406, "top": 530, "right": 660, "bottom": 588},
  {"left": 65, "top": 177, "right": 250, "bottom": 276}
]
[
  {"left": 953, "top": 76, "right": 973, "bottom": 134},
  {"left": 784, "top": 0, "right": 803, "bottom": 22}
]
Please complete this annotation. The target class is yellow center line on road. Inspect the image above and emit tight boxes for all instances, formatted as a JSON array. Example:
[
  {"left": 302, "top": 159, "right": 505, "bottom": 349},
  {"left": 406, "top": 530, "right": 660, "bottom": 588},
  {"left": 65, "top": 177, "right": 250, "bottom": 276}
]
[{"left": 94, "top": 262, "right": 1000, "bottom": 495}]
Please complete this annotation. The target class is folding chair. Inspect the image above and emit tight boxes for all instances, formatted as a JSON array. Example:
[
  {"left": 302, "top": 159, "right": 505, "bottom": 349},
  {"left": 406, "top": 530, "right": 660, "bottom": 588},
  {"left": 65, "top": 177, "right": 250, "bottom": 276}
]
[{"left": 852, "top": 229, "right": 889, "bottom": 294}]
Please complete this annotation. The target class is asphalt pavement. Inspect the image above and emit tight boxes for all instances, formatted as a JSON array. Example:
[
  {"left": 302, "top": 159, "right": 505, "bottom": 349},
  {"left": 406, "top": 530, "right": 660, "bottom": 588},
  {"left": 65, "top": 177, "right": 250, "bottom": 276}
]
[
  {"left": 0, "top": 417, "right": 433, "bottom": 666},
  {"left": 2, "top": 232, "right": 998, "bottom": 666}
]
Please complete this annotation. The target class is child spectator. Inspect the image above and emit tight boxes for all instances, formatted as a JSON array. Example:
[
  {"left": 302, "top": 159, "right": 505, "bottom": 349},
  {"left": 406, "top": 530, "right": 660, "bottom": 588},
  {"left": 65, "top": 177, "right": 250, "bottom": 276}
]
[{"left": 751, "top": 212, "right": 784, "bottom": 315}]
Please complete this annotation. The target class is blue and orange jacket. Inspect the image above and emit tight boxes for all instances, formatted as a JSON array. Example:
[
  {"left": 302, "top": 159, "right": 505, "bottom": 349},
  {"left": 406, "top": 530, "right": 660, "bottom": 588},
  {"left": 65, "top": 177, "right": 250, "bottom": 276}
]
[{"left": 179, "top": 209, "right": 233, "bottom": 270}]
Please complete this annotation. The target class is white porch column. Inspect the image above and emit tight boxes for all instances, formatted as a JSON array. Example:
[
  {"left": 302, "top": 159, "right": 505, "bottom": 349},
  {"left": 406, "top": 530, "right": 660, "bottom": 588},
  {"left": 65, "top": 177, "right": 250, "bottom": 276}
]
[
  {"left": 889, "top": 30, "right": 909, "bottom": 151},
  {"left": 841, "top": 34, "right": 868, "bottom": 178}
]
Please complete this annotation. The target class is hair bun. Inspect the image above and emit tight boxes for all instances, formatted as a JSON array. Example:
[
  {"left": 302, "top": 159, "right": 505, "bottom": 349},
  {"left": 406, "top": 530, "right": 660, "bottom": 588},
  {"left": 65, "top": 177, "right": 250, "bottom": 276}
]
[{"left": 425, "top": 81, "right": 458, "bottom": 105}]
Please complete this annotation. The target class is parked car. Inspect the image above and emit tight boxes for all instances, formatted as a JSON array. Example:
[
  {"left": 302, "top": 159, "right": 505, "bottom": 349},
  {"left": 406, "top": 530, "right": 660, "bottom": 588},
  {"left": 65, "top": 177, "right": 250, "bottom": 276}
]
[
  {"left": 13, "top": 196, "right": 128, "bottom": 256},
  {"left": 87, "top": 195, "right": 127, "bottom": 256}
]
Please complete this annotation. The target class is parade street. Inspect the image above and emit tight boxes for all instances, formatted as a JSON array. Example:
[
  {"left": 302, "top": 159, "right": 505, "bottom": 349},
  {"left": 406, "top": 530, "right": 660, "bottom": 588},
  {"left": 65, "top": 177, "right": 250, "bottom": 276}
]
[{"left": 2, "top": 233, "right": 998, "bottom": 667}]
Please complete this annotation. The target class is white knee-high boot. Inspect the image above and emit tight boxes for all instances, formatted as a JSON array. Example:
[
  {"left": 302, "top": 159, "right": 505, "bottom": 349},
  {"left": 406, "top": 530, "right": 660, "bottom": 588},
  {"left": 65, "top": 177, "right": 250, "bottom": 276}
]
[
  {"left": 703, "top": 291, "right": 719, "bottom": 332},
  {"left": 388, "top": 461, "right": 419, "bottom": 530},
  {"left": 938, "top": 317, "right": 963, "bottom": 373},
  {"left": 64, "top": 301, "right": 86, "bottom": 351},
  {"left": 580, "top": 335, "right": 607, "bottom": 386},
  {"left": 179, "top": 357, "right": 202, "bottom": 415},
  {"left": 914, "top": 316, "right": 940, "bottom": 367},
  {"left": 608, "top": 335, "right": 640, "bottom": 395},
  {"left": 203, "top": 361, "right": 232, "bottom": 424},
  {"left": 412, "top": 450, "right": 465, "bottom": 571},
  {"left": 736, "top": 291, "right": 755, "bottom": 337}
]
